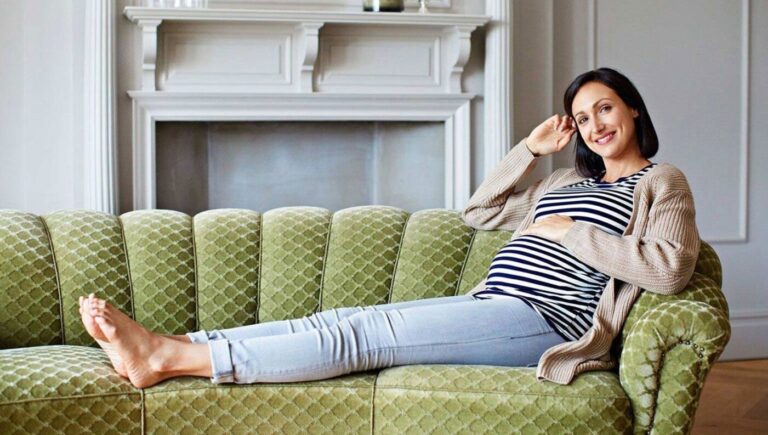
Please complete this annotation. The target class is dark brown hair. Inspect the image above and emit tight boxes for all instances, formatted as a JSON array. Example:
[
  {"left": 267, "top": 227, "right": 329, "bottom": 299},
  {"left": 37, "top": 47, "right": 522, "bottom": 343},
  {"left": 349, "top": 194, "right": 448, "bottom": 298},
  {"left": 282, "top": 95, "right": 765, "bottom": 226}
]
[{"left": 563, "top": 67, "right": 659, "bottom": 178}]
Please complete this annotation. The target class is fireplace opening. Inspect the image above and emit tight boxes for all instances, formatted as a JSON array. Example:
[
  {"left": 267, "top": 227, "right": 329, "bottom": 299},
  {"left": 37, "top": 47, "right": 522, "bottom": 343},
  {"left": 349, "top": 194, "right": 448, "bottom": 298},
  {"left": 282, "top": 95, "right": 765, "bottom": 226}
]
[{"left": 156, "top": 121, "right": 445, "bottom": 215}]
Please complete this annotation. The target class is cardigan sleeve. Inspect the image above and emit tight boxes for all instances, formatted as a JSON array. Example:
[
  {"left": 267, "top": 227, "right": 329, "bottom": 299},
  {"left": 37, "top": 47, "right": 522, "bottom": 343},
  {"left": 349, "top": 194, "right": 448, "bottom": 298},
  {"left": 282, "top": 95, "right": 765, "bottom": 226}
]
[
  {"left": 460, "top": 138, "right": 556, "bottom": 232},
  {"left": 560, "top": 185, "right": 700, "bottom": 295}
]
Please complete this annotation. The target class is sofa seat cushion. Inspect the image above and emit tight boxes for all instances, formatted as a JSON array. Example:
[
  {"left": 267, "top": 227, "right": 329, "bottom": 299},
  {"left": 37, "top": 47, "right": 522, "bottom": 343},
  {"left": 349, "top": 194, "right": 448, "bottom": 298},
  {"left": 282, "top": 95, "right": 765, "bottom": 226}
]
[
  {"left": 142, "top": 371, "right": 378, "bottom": 434},
  {"left": 373, "top": 365, "right": 632, "bottom": 434},
  {"left": 0, "top": 345, "right": 141, "bottom": 434}
]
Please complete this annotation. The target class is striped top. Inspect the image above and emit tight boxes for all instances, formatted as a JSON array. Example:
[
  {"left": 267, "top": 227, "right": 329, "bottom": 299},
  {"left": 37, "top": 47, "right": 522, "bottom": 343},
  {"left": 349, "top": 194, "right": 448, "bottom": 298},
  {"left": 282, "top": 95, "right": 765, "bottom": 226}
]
[{"left": 473, "top": 162, "right": 657, "bottom": 341}]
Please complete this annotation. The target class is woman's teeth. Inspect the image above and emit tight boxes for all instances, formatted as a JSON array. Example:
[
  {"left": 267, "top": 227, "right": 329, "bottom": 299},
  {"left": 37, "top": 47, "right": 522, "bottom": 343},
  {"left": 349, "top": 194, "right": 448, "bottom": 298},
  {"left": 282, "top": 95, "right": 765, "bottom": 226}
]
[{"left": 596, "top": 133, "right": 614, "bottom": 145}]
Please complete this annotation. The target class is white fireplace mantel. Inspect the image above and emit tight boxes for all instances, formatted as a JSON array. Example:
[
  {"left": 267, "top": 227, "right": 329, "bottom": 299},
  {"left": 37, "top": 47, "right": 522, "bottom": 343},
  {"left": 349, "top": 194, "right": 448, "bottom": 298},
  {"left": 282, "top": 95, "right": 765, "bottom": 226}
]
[
  {"left": 110, "top": 3, "right": 516, "bottom": 214},
  {"left": 82, "top": 2, "right": 512, "bottom": 214}
]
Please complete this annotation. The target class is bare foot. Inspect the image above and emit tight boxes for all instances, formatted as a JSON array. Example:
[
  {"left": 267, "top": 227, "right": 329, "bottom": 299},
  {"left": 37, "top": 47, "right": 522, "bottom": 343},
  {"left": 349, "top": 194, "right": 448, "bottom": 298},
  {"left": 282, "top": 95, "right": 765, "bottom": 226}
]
[
  {"left": 88, "top": 297, "right": 182, "bottom": 388},
  {"left": 80, "top": 294, "right": 127, "bottom": 378}
]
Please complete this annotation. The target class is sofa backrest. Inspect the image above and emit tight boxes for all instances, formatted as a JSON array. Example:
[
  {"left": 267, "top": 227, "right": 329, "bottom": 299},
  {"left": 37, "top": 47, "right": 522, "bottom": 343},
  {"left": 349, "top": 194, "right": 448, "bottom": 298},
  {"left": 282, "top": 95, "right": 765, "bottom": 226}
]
[{"left": 0, "top": 207, "right": 724, "bottom": 350}]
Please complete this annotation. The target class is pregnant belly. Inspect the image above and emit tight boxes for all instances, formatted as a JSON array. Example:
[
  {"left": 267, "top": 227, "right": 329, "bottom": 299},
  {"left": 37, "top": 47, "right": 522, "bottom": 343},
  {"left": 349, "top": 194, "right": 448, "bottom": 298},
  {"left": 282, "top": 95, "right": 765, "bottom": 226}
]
[{"left": 495, "top": 234, "right": 603, "bottom": 278}]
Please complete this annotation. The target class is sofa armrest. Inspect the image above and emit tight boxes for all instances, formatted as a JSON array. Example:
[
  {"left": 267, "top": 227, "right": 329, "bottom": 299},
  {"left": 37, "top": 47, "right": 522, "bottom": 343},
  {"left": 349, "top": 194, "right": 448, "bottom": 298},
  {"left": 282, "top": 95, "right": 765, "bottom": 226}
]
[{"left": 619, "top": 300, "right": 730, "bottom": 435}]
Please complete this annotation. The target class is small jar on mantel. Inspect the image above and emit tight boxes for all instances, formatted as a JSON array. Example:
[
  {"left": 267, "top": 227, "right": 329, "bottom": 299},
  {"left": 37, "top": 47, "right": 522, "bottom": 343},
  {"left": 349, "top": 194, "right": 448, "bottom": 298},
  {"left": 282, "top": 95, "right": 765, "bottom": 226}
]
[{"left": 363, "top": 0, "right": 405, "bottom": 12}]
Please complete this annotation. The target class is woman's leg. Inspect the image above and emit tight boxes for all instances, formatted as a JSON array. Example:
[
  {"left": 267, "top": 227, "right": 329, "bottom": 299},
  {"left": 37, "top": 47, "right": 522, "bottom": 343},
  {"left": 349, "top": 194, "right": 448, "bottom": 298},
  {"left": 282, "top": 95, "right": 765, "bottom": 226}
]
[
  {"left": 207, "top": 296, "right": 565, "bottom": 384},
  {"left": 85, "top": 295, "right": 565, "bottom": 388},
  {"left": 185, "top": 295, "right": 475, "bottom": 344},
  {"left": 83, "top": 293, "right": 474, "bottom": 387}
]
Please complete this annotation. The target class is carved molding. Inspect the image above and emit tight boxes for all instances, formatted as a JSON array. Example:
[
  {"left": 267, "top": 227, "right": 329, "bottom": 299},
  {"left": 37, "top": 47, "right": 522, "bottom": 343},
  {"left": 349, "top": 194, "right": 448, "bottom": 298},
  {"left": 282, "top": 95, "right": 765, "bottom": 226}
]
[
  {"left": 158, "top": 22, "right": 293, "bottom": 91},
  {"left": 296, "top": 22, "right": 324, "bottom": 92},
  {"left": 138, "top": 19, "right": 162, "bottom": 91},
  {"left": 447, "top": 25, "right": 474, "bottom": 93},
  {"left": 124, "top": 7, "right": 487, "bottom": 94},
  {"left": 316, "top": 26, "right": 441, "bottom": 93}
]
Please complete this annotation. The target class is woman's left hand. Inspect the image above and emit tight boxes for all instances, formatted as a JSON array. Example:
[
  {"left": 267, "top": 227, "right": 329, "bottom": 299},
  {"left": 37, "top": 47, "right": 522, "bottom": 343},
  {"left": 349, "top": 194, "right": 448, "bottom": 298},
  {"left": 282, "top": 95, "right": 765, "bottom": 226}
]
[{"left": 518, "top": 215, "right": 576, "bottom": 244}]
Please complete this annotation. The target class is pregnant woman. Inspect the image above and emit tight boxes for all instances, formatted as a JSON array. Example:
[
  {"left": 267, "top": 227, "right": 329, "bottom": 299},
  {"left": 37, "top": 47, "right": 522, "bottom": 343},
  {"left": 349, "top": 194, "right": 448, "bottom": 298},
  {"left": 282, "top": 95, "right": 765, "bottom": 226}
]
[{"left": 81, "top": 67, "right": 700, "bottom": 388}]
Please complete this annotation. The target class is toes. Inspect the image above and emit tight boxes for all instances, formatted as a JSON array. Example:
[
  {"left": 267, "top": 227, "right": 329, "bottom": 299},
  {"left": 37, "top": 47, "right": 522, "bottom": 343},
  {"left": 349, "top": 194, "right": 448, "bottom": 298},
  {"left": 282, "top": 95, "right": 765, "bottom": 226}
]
[
  {"left": 89, "top": 300, "right": 105, "bottom": 317},
  {"left": 90, "top": 297, "right": 108, "bottom": 311},
  {"left": 94, "top": 315, "right": 116, "bottom": 337}
]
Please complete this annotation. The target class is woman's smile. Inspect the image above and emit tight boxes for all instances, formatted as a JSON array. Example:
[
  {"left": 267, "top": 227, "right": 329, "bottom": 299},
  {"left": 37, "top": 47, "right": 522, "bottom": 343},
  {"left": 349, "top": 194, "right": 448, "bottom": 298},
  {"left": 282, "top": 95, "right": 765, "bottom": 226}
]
[{"left": 594, "top": 132, "right": 615, "bottom": 145}]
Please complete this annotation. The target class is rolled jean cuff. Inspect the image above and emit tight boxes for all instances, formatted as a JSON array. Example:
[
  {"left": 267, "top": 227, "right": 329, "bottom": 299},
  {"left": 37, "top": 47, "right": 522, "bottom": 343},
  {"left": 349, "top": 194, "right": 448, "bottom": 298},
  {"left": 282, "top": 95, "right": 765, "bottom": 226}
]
[
  {"left": 186, "top": 330, "right": 210, "bottom": 343},
  {"left": 208, "top": 338, "right": 235, "bottom": 384}
]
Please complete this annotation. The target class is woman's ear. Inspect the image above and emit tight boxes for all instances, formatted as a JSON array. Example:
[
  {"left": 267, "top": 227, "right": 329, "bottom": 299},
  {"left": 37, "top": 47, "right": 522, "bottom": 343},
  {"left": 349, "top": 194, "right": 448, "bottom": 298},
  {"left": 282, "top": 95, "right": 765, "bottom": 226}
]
[{"left": 632, "top": 109, "right": 639, "bottom": 118}]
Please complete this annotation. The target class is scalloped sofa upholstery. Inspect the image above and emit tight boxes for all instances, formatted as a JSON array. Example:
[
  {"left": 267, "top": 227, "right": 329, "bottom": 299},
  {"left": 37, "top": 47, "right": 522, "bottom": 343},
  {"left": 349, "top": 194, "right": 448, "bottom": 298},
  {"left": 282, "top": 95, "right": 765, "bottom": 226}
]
[{"left": 0, "top": 207, "right": 730, "bottom": 434}]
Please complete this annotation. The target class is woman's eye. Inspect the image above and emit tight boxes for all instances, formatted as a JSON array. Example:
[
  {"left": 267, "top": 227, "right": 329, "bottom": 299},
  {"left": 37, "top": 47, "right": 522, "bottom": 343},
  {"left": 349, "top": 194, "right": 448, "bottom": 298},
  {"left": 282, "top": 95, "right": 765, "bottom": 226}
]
[
  {"left": 600, "top": 105, "right": 611, "bottom": 113},
  {"left": 577, "top": 117, "right": 587, "bottom": 124}
]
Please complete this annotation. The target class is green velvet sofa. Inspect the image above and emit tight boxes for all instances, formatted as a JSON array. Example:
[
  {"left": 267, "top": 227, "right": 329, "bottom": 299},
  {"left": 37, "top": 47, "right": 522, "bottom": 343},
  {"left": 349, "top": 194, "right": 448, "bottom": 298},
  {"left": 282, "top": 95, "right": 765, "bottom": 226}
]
[{"left": 0, "top": 206, "right": 730, "bottom": 434}]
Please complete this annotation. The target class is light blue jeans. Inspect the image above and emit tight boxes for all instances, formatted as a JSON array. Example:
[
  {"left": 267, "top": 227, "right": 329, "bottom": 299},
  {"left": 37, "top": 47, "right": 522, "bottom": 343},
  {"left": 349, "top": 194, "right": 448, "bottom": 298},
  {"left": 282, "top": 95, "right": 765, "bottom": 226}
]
[{"left": 187, "top": 294, "right": 565, "bottom": 384}]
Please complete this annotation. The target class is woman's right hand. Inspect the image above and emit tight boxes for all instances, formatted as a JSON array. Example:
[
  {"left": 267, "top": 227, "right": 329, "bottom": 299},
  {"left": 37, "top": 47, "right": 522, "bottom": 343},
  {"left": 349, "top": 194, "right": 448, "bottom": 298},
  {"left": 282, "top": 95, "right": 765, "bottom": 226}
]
[{"left": 525, "top": 114, "right": 577, "bottom": 157}]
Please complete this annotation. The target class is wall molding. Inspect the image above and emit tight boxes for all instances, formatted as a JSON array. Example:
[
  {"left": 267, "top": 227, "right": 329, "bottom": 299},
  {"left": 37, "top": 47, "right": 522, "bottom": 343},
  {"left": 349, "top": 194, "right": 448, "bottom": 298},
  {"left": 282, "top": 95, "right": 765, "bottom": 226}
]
[
  {"left": 736, "top": 0, "right": 750, "bottom": 243},
  {"left": 587, "top": 0, "right": 596, "bottom": 70},
  {"left": 730, "top": 308, "right": 768, "bottom": 321},
  {"left": 83, "top": 0, "right": 118, "bottom": 214},
  {"left": 720, "top": 308, "right": 768, "bottom": 361}
]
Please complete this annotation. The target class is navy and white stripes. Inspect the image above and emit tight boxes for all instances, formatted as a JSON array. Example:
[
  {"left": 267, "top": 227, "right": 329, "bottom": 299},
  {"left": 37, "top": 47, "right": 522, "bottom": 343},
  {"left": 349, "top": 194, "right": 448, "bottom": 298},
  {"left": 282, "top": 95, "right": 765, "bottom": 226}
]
[{"left": 473, "top": 162, "right": 657, "bottom": 341}]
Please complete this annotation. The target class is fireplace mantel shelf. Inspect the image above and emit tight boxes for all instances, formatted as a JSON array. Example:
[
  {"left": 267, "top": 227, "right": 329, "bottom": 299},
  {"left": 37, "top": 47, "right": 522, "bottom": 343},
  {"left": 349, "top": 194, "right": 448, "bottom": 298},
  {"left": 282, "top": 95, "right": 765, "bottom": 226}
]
[
  {"left": 127, "top": 91, "right": 475, "bottom": 100},
  {"left": 124, "top": 7, "right": 489, "bottom": 27},
  {"left": 128, "top": 91, "right": 474, "bottom": 120}
]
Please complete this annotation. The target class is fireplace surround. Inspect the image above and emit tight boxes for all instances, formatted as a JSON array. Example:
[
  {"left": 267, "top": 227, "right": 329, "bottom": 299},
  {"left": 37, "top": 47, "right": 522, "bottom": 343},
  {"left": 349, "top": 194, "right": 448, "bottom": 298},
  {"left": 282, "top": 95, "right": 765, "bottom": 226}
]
[{"left": 124, "top": 5, "right": 489, "bottom": 211}]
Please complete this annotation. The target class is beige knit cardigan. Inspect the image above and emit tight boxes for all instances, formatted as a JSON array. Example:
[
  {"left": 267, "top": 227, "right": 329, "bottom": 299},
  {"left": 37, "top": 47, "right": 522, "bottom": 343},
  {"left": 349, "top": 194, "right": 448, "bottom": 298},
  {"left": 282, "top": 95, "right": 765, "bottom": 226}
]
[{"left": 461, "top": 138, "right": 701, "bottom": 385}]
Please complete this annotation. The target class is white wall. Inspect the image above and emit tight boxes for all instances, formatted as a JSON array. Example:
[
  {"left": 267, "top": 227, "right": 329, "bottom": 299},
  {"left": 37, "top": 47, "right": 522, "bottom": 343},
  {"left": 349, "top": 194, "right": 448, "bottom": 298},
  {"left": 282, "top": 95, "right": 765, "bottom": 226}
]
[{"left": 0, "top": 0, "right": 85, "bottom": 214}]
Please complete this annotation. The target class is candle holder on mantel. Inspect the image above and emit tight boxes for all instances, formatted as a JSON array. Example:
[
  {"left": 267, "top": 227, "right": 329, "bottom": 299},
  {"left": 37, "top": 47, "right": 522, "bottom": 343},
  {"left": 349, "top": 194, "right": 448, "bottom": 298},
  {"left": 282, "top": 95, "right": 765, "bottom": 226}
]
[
  {"left": 418, "top": 0, "right": 430, "bottom": 14},
  {"left": 362, "top": 0, "right": 405, "bottom": 12}
]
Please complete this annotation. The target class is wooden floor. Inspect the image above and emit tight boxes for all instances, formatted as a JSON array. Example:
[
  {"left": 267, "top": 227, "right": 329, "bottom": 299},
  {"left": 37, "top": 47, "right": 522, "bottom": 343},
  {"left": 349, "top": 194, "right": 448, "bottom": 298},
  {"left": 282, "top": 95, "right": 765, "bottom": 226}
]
[{"left": 692, "top": 359, "right": 768, "bottom": 434}]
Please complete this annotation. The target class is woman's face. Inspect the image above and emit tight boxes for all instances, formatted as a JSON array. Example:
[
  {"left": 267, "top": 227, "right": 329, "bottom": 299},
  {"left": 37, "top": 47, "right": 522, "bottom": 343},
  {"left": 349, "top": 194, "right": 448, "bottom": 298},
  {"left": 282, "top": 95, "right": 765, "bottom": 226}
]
[{"left": 571, "top": 81, "right": 640, "bottom": 160}]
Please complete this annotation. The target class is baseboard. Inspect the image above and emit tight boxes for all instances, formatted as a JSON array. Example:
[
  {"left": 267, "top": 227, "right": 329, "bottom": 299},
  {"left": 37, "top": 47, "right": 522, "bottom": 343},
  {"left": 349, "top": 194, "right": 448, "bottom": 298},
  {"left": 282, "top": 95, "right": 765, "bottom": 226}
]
[{"left": 717, "top": 309, "right": 768, "bottom": 361}]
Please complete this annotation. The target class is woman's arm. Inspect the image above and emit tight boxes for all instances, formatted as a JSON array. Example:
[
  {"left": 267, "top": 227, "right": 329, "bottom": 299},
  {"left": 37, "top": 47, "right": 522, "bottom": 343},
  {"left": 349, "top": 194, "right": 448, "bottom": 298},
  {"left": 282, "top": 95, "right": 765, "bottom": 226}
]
[
  {"left": 460, "top": 138, "right": 555, "bottom": 231},
  {"left": 462, "top": 115, "right": 576, "bottom": 232},
  {"left": 560, "top": 181, "right": 700, "bottom": 295}
]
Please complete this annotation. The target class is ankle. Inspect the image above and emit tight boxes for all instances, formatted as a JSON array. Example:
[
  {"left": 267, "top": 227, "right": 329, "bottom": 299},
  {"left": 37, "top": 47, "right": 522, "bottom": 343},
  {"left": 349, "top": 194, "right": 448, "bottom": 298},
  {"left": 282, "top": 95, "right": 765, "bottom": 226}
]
[{"left": 147, "top": 336, "right": 177, "bottom": 374}]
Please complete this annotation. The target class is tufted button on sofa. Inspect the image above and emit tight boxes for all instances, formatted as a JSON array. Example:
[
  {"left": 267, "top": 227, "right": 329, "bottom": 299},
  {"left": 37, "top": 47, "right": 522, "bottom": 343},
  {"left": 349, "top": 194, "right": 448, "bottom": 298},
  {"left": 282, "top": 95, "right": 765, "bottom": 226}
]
[{"left": 0, "top": 206, "right": 730, "bottom": 434}]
